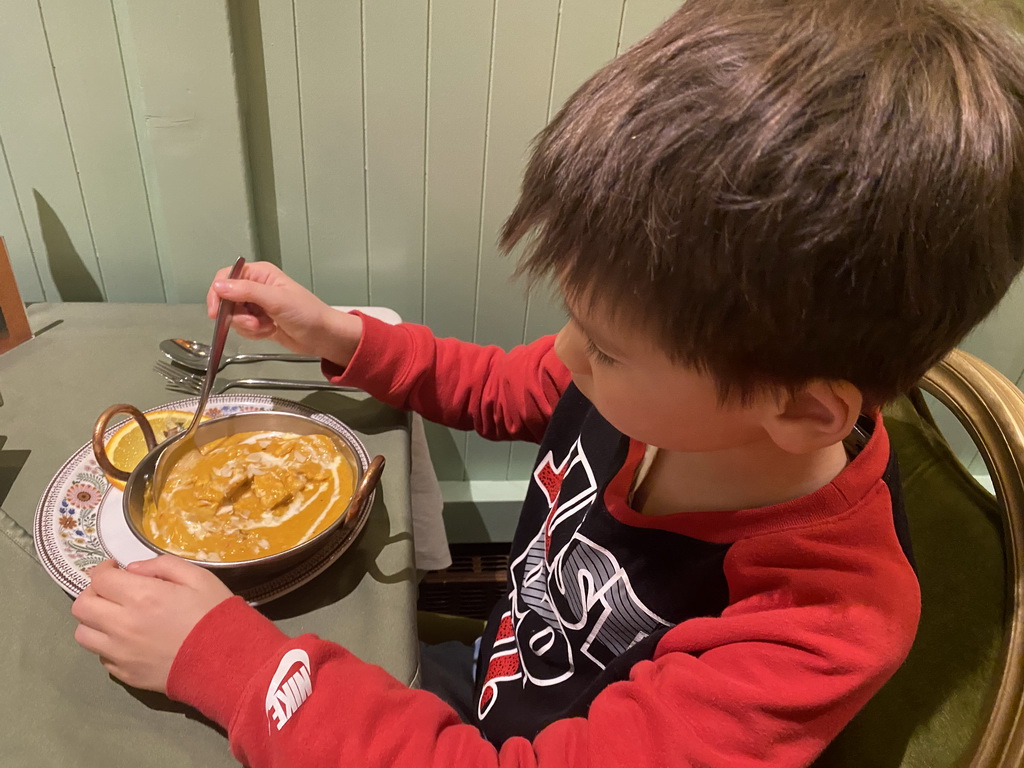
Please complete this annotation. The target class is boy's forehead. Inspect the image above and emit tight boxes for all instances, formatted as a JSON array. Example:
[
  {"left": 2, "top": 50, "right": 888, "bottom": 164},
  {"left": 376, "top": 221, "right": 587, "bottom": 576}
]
[
  {"left": 561, "top": 280, "right": 649, "bottom": 325},
  {"left": 562, "top": 288, "right": 662, "bottom": 350}
]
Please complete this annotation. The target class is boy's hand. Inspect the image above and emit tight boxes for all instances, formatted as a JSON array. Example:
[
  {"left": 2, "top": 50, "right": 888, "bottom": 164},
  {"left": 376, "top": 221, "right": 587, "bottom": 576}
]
[
  {"left": 206, "top": 261, "right": 363, "bottom": 366},
  {"left": 71, "top": 557, "right": 232, "bottom": 693}
]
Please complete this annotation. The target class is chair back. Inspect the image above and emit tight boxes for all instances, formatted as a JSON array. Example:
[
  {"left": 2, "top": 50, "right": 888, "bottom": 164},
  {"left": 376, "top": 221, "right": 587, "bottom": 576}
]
[
  {"left": 0, "top": 237, "right": 32, "bottom": 354},
  {"left": 816, "top": 349, "right": 1024, "bottom": 767}
]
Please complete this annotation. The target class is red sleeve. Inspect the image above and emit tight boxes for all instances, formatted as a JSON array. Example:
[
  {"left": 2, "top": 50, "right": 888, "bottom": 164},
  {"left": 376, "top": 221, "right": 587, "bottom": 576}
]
[
  {"left": 166, "top": 495, "right": 920, "bottom": 768},
  {"left": 321, "top": 312, "right": 571, "bottom": 443}
]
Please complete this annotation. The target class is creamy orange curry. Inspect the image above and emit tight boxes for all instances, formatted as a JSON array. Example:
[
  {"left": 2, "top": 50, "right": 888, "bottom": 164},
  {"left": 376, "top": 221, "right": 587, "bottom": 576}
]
[{"left": 142, "top": 430, "right": 355, "bottom": 562}]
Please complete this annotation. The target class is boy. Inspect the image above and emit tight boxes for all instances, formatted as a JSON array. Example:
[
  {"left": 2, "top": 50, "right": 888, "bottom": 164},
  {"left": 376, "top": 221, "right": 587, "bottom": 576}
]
[{"left": 71, "top": 0, "right": 1024, "bottom": 765}]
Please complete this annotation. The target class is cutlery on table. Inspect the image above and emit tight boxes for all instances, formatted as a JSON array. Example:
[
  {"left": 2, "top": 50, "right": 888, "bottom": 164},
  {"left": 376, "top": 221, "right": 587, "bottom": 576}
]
[
  {"left": 152, "top": 257, "right": 244, "bottom": 501},
  {"left": 160, "top": 338, "right": 318, "bottom": 372},
  {"left": 153, "top": 361, "right": 357, "bottom": 396}
]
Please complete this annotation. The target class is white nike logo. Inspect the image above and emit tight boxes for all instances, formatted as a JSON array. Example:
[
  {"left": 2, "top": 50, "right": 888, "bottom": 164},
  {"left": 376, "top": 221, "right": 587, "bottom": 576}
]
[{"left": 265, "top": 649, "right": 313, "bottom": 731}]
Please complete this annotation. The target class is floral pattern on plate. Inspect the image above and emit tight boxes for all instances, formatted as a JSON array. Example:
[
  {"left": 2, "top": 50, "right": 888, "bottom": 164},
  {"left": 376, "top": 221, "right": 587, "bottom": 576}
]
[
  {"left": 33, "top": 394, "right": 373, "bottom": 604},
  {"left": 56, "top": 467, "right": 107, "bottom": 572}
]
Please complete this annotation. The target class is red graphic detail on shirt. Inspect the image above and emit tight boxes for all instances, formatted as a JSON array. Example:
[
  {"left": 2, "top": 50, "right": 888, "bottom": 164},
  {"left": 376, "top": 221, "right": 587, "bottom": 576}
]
[
  {"left": 535, "top": 454, "right": 568, "bottom": 558},
  {"left": 495, "top": 613, "right": 515, "bottom": 642},
  {"left": 477, "top": 612, "right": 522, "bottom": 719},
  {"left": 478, "top": 440, "right": 603, "bottom": 720},
  {"left": 536, "top": 459, "right": 567, "bottom": 505}
]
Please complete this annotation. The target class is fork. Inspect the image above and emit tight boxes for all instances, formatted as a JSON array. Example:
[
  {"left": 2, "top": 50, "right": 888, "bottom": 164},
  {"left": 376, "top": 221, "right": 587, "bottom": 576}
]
[{"left": 153, "top": 361, "right": 358, "bottom": 396}]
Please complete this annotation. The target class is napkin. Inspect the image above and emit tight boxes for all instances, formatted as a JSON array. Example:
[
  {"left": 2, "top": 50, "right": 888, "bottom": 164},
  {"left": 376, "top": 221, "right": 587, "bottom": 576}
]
[
  {"left": 409, "top": 414, "right": 452, "bottom": 572},
  {"left": 333, "top": 307, "right": 451, "bottom": 573}
]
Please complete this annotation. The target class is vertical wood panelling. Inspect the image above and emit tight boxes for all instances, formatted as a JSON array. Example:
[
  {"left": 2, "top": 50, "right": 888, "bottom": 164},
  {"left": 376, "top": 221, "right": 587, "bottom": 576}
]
[
  {"left": 962, "top": 277, "right": 1024, "bottom": 397},
  {"left": 2, "top": 0, "right": 1023, "bottom": 492},
  {"left": 961, "top": 275, "right": 1024, "bottom": 472},
  {"left": 0, "top": 134, "right": 44, "bottom": 302},
  {"left": 474, "top": 0, "right": 560, "bottom": 349},
  {"left": 41, "top": 0, "right": 164, "bottom": 302},
  {"left": 112, "top": 0, "right": 256, "bottom": 302},
  {"left": 523, "top": 0, "right": 622, "bottom": 341},
  {"left": 422, "top": 0, "right": 498, "bottom": 482},
  {"left": 423, "top": 0, "right": 494, "bottom": 340},
  {"left": 876, "top": 275, "right": 1024, "bottom": 473},
  {"left": 294, "top": 0, "right": 368, "bottom": 305},
  {"left": 918, "top": 276, "right": 1024, "bottom": 474},
  {"left": 233, "top": 0, "right": 313, "bottom": 288},
  {"left": 469, "top": 0, "right": 561, "bottom": 481},
  {"left": 547, "top": 0, "right": 624, "bottom": 113},
  {"left": 618, "top": 0, "right": 680, "bottom": 52},
  {"left": 0, "top": 0, "right": 105, "bottom": 302},
  {"left": 363, "top": 1, "right": 429, "bottom": 323},
  {"left": 510, "top": 0, "right": 625, "bottom": 480}
]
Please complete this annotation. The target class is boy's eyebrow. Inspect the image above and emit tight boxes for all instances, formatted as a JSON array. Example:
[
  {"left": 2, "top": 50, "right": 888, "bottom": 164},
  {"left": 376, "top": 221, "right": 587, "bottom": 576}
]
[
  {"left": 561, "top": 301, "right": 594, "bottom": 339},
  {"left": 562, "top": 301, "right": 628, "bottom": 357}
]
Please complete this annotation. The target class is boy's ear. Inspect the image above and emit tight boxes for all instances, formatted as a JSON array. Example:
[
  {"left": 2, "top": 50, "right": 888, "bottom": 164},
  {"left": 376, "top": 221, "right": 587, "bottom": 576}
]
[{"left": 763, "top": 380, "right": 863, "bottom": 454}]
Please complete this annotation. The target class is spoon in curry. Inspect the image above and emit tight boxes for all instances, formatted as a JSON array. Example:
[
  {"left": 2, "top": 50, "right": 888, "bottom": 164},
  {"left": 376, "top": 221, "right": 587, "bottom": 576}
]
[
  {"left": 160, "top": 338, "right": 317, "bottom": 372},
  {"left": 151, "top": 256, "right": 246, "bottom": 505}
]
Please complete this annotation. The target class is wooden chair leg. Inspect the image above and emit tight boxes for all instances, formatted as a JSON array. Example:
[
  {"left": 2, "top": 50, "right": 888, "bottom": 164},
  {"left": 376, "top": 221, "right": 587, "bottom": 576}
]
[{"left": 0, "top": 237, "right": 31, "bottom": 354}]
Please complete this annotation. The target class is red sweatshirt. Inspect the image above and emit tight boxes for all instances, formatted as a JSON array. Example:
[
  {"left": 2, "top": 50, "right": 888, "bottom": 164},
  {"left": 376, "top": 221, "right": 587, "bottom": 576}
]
[{"left": 167, "top": 314, "right": 921, "bottom": 768}]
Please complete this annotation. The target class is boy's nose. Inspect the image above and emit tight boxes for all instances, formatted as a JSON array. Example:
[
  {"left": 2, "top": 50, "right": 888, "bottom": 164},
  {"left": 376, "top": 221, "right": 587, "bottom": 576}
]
[{"left": 554, "top": 323, "right": 590, "bottom": 376}]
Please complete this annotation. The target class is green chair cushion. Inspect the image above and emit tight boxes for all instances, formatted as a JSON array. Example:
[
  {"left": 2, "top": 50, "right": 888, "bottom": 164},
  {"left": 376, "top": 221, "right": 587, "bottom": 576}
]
[{"left": 814, "top": 392, "right": 1006, "bottom": 767}]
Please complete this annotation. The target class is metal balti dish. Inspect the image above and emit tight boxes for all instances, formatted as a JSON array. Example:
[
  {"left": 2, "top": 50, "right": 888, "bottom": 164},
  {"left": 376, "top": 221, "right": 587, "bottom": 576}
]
[{"left": 92, "top": 407, "right": 384, "bottom": 591}]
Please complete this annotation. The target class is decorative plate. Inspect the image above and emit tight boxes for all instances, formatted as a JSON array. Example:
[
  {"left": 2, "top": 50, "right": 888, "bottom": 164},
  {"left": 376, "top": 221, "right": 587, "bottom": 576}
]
[{"left": 33, "top": 394, "right": 375, "bottom": 605}]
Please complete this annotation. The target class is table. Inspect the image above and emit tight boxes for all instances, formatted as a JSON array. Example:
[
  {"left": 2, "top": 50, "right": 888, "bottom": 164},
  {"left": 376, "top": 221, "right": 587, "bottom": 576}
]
[{"left": 0, "top": 303, "right": 421, "bottom": 767}]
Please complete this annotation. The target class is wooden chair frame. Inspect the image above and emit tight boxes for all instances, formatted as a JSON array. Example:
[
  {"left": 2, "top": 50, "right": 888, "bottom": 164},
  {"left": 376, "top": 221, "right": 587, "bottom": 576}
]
[
  {"left": 920, "top": 349, "right": 1024, "bottom": 767},
  {"left": 0, "top": 236, "right": 31, "bottom": 354}
]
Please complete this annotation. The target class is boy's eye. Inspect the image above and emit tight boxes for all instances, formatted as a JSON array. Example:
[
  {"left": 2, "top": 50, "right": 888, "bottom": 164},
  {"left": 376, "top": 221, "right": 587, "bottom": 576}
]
[{"left": 585, "top": 338, "right": 617, "bottom": 365}]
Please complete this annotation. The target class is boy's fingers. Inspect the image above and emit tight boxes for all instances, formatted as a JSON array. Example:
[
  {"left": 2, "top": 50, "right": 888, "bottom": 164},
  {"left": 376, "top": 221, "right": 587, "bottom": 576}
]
[
  {"left": 89, "top": 559, "right": 164, "bottom": 604},
  {"left": 99, "top": 657, "right": 122, "bottom": 680},
  {"left": 206, "top": 266, "right": 234, "bottom": 318},
  {"left": 212, "top": 278, "right": 282, "bottom": 315},
  {"left": 245, "top": 302, "right": 272, "bottom": 325},
  {"left": 84, "top": 559, "right": 122, "bottom": 596},
  {"left": 207, "top": 261, "right": 283, "bottom": 317},
  {"left": 126, "top": 554, "right": 205, "bottom": 586},
  {"left": 73, "top": 623, "right": 111, "bottom": 657},
  {"left": 231, "top": 305, "right": 275, "bottom": 337},
  {"left": 71, "top": 589, "right": 120, "bottom": 629},
  {"left": 88, "top": 559, "right": 120, "bottom": 576},
  {"left": 233, "top": 319, "right": 276, "bottom": 341}
]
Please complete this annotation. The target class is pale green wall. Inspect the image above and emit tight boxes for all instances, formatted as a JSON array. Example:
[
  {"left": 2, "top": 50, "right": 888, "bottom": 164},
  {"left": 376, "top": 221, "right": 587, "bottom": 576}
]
[{"left": 1, "top": 0, "right": 1022, "bottom": 484}]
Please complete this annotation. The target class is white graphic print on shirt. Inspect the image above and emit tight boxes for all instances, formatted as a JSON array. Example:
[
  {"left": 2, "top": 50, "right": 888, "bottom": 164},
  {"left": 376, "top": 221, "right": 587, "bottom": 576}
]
[{"left": 477, "top": 437, "right": 671, "bottom": 720}]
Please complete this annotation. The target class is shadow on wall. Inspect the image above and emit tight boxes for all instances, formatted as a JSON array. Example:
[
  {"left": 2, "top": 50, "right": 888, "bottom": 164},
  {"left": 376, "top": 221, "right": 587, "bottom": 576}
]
[
  {"left": 228, "top": 0, "right": 282, "bottom": 270},
  {"left": 34, "top": 190, "right": 103, "bottom": 302}
]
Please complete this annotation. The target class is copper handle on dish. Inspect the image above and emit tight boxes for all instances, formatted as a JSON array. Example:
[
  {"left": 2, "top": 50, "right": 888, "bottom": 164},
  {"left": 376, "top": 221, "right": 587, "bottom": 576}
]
[
  {"left": 92, "top": 404, "right": 158, "bottom": 482},
  {"left": 349, "top": 455, "right": 385, "bottom": 520}
]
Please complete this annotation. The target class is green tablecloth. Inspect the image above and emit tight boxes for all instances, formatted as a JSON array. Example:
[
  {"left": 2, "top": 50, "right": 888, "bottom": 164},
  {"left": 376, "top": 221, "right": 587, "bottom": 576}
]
[{"left": 0, "top": 303, "right": 420, "bottom": 767}]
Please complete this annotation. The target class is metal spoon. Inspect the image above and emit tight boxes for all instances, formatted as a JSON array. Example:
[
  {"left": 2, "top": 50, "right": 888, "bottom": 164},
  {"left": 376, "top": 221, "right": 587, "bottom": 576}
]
[
  {"left": 160, "top": 338, "right": 317, "bottom": 372},
  {"left": 151, "top": 256, "right": 246, "bottom": 505}
]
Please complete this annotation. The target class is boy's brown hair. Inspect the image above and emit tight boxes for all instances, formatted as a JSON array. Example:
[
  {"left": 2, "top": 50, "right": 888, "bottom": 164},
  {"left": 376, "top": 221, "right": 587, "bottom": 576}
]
[{"left": 502, "top": 0, "right": 1024, "bottom": 407}]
